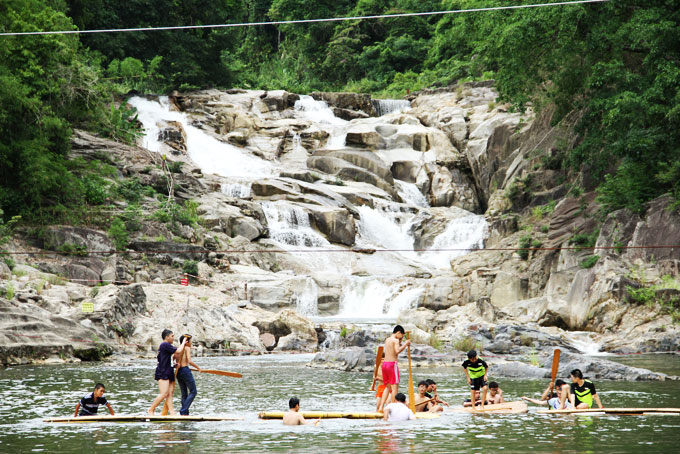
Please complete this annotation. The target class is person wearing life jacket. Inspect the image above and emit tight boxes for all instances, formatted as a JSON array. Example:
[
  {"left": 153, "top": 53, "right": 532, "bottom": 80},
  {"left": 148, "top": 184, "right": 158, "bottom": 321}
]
[{"left": 567, "top": 369, "right": 603, "bottom": 409}]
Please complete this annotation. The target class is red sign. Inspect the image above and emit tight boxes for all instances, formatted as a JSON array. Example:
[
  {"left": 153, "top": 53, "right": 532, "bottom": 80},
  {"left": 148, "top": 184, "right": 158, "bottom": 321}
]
[{"left": 180, "top": 278, "right": 189, "bottom": 286}]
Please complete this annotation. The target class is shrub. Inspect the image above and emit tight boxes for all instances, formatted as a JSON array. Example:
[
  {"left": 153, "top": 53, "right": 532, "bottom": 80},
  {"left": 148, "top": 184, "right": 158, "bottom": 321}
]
[
  {"left": 453, "top": 336, "right": 479, "bottom": 352},
  {"left": 579, "top": 255, "right": 600, "bottom": 269},
  {"left": 518, "top": 234, "right": 532, "bottom": 260},
  {"left": 569, "top": 230, "right": 600, "bottom": 248},
  {"left": 182, "top": 260, "right": 198, "bottom": 276},
  {"left": 108, "top": 217, "right": 129, "bottom": 251},
  {"left": 167, "top": 161, "right": 184, "bottom": 173}
]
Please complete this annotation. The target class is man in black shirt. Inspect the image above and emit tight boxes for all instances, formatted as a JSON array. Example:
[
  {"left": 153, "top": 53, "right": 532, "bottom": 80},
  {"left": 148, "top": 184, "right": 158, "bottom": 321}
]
[
  {"left": 75, "top": 383, "right": 115, "bottom": 417},
  {"left": 568, "top": 369, "right": 603, "bottom": 409}
]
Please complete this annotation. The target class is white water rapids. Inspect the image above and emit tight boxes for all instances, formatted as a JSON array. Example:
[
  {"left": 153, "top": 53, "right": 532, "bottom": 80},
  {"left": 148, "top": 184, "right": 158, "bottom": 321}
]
[{"left": 129, "top": 94, "right": 488, "bottom": 320}]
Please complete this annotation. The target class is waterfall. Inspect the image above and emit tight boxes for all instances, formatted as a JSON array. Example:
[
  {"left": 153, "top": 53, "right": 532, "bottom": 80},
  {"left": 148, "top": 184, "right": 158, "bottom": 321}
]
[
  {"left": 373, "top": 99, "right": 411, "bottom": 116},
  {"left": 338, "top": 278, "right": 422, "bottom": 319},
  {"left": 565, "top": 331, "right": 609, "bottom": 356},
  {"left": 261, "top": 201, "right": 329, "bottom": 248},
  {"left": 295, "top": 278, "right": 319, "bottom": 316},
  {"left": 128, "top": 96, "right": 273, "bottom": 178},
  {"left": 294, "top": 95, "right": 347, "bottom": 149},
  {"left": 427, "top": 214, "right": 489, "bottom": 269},
  {"left": 356, "top": 204, "right": 416, "bottom": 252},
  {"left": 221, "top": 182, "right": 252, "bottom": 198},
  {"left": 396, "top": 180, "right": 429, "bottom": 208}
]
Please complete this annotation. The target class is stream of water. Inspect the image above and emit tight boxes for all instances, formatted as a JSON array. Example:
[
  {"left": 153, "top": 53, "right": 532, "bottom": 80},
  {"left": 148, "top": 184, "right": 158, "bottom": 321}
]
[{"left": 1, "top": 355, "right": 679, "bottom": 453}]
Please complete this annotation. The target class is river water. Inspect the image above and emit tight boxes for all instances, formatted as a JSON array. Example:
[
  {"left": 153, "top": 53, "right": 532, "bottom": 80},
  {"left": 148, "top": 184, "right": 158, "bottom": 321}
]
[{"left": 1, "top": 354, "right": 679, "bottom": 453}]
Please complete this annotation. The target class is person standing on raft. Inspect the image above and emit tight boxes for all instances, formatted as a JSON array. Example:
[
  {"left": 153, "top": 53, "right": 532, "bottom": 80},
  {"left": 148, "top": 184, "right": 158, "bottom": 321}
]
[
  {"left": 148, "top": 329, "right": 187, "bottom": 415},
  {"left": 462, "top": 349, "right": 489, "bottom": 410},
  {"left": 565, "top": 369, "right": 603, "bottom": 409},
  {"left": 176, "top": 334, "right": 201, "bottom": 416},
  {"left": 378, "top": 325, "right": 411, "bottom": 412}
]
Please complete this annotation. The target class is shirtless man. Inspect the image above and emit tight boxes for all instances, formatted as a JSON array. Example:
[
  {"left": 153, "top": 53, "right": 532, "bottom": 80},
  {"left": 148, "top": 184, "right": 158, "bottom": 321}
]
[
  {"left": 282, "top": 397, "right": 320, "bottom": 426},
  {"left": 487, "top": 381, "right": 504, "bottom": 404},
  {"left": 378, "top": 325, "right": 411, "bottom": 412},
  {"left": 148, "top": 329, "right": 187, "bottom": 415},
  {"left": 522, "top": 379, "right": 571, "bottom": 410},
  {"left": 414, "top": 381, "right": 443, "bottom": 412},
  {"left": 425, "top": 379, "right": 448, "bottom": 410},
  {"left": 176, "top": 334, "right": 201, "bottom": 416}
]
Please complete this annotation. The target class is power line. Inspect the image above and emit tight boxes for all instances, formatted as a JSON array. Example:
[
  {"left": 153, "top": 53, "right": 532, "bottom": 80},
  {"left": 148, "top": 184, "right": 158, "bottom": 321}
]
[
  {"left": 0, "top": 243, "right": 676, "bottom": 256},
  {"left": 0, "top": 0, "right": 609, "bottom": 37}
]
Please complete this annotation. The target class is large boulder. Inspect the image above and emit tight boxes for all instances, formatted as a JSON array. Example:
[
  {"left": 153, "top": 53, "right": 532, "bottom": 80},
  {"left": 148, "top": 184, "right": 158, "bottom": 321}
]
[
  {"left": 309, "top": 207, "right": 356, "bottom": 246},
  {"left": 42, "top": 226, "right": 113, "bottom": 254},
  {"left": 627, "top": 195, "right": 680, "bottom": 262},
  {"left": 310, "top": 92, "right": 377, "bottom": 117}
]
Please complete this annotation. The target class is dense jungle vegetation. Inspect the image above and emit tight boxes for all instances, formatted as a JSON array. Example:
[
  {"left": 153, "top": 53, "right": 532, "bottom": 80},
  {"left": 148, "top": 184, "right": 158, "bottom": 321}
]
[{"left": 0, "top": 0, "right": 678, "bottom": 225}]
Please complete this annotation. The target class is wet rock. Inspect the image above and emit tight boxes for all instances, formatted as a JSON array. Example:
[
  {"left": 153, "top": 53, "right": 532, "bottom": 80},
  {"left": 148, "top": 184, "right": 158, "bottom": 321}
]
[
  {"left": 309, "top": 207, "right": 356, "bottom": 246},
  {"left": 308, "top": 347, "right": 374, "bottom": 372},
  {"left": 310, "top": 92, "right": 377, "bottom": 117},
  {"left": 555, "top": 351, "right": 675, "bottom": 381},
  {"left": 0, "top": 296, "right": 114, "bottom": 366}
]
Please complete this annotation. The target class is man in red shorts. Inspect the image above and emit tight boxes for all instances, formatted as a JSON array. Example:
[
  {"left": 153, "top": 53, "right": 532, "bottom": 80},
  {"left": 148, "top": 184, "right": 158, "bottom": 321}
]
[{"left": 378, "top": 325, "right": 411, "bottom": 412}]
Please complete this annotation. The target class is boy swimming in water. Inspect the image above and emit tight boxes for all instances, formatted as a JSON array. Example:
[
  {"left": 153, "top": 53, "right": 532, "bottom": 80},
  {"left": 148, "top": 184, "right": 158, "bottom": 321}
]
[
  {"left": 75, "top": 383, "right": 114, "bottom": 417},
  {"left": 283, "top": 397, "right": 320, "bottom": 426}
]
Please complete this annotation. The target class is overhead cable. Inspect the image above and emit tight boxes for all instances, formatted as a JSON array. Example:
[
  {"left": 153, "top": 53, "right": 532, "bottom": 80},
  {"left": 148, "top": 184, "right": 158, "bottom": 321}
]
[{"left": 0, "top": 0, "right": 609, "bottom": 37}]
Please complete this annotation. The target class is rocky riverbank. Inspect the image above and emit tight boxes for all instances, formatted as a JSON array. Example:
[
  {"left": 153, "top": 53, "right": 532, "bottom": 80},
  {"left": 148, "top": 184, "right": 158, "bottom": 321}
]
[{"left": 2, "top": 84, "right": 679, "bottom": 378}]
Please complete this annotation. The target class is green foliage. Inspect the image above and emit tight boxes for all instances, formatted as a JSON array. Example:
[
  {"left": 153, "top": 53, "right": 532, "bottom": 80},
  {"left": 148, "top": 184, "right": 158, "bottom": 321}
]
[
  {"left": 339, "top": 326, "right": 348, "bottom": 338},
  {"left": 116, "top": 178, "right": 154, "bottom": 203},
  {"left": 57, "top": 243, "right": 88, "bottom": 257},
  {"left": 428, "top": 331, "right": 443, "bottom": 351},
  {"left": 569, "top": 230, "right": 600, "bottom": 249},
  {"left": 167, "top": 161, "right": 184, "bottom": 174},
  {"left": 99, "top": 103, "right": 143, "bottom": 145},
  {"left": 627, "top": 276, "right": 680, "bottom": 324},
  {"left": 453, "top": 336, "right": 480, "bottom": 352},
  {"left": 518, "top": 234, "right": 532, "bottom": 260},
  {"left": 532, "top": 201, "right": 557, "bottom": 220},
  {"left": 108, "top": 217, "right": 129, "bottom": 251},
  {"left": 579, "top": 255, "right": 600, "bottom": 269},
  {"left": 182, "top": 259, "right": 198, "bottom": 277},
  {"left": 4, "top": 283, "right": 15, "bottom": 300}
]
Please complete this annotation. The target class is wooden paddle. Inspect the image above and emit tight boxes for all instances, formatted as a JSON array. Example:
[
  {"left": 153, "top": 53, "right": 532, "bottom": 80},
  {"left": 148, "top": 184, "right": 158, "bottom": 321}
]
[
  {"left": 406, "top": 332, "right": 416, "bottom": 413},
  {"left": 191, "top": 368, "right": 242, "bottom": 378},
  {"left": 370, "top": 345, "right": 384, "bottom": 391},
  {"left": 161, "top": 347, "right": 185, "bottom": 415},
  {"left": 550, "top": 348, "right": 561, "bottom": 396}
]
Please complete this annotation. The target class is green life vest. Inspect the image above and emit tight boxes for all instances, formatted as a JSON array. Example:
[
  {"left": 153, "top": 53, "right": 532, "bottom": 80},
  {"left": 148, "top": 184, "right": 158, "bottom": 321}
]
[
  {"left": 574, "top": 380, "right": 594, "bottom": 408},
  {"left": 467, "top": 361, "right": 486, "bottom": 379}
]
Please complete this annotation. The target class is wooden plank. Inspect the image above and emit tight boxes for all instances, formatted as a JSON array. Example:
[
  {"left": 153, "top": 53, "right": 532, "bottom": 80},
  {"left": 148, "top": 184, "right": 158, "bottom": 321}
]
[
  {"left": 44, "top": 414, "right": 243, "bottom": 423},
  {"left": 447, "top": 401, "right": 529, "bottom": 414},
  {"left": 257, "top": 411, "right": 438, "bottom": 420},
  {"left": 538, "top": 407, "right": 680, "bottom": 415},
  {"left": 370, "top": 346, "right": 384, "bottom": 391}
]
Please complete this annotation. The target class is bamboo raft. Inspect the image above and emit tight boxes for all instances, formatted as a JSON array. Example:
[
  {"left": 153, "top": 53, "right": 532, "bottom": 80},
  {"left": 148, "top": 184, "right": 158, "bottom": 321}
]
[
  {"left": 538, "top": 407, "right": 680, "bottom": 415},
  {"left": 447, "top": 401, "right": 529, "bottom": 414},
  {"left": 44, "top": 414, "right": 243, "bottom": 423},
  {"left": 257, "top": 411, "right": 440, "bottom": 420}
]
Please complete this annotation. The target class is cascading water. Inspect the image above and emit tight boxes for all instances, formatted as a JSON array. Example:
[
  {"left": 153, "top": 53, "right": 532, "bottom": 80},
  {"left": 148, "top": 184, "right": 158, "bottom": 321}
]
[
  {"left": 222, "top": 182, "right": 252, "bottom": 198},
  {"left": 337, "top": 278, "right": 423, "bottom": 320},
  {"left": 295, "top": 278, "right": 319, "bottom": 316},
  {"left": 395, "top": 180, "right": 429, "bottom": 208},
  {"left": 128, "top": 96, "right": 273, "bottom": 178},
  {"left": 261, "top": 201, "right": 329, "bottom": 248},
  {"left": 356, "top": 203, "right": 416, "bottom": 252},
  {"left": 373, "top": 99, "right": 411, "bottom": 116},
  {"left": 426, "top": 214, "right": 489, "bottom": 269},
  {"left": 294, "top": 95, "right": 347, "bottom": 149}
]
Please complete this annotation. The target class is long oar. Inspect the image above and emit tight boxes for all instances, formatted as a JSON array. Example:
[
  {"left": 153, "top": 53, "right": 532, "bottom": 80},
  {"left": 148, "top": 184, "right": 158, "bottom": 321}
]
[
  {"left": 551, "top": 348, "right": 561, "bottom": 389},
  {"left": 406, "top": 332, "right": 416, "bottom": 413},
  {"left": 370, "top": 346, "right": 384, "bottom": 391},
  {"left": 161, "top": 348, "right": 185, "bottom": 415},
  {"left": 191, "top": 368, "right": 242, "bottom": 378}
]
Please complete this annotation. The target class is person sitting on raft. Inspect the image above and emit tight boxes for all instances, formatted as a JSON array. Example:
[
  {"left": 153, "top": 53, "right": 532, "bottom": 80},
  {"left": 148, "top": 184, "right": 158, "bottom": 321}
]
[
  {"left": 463, "top": 390, "right": 489, "bottom": 407},
  {"left": 414, "top": 381, "right": 434, "bottom": 412},
  {"left": 425, "top": 379, "right": 449, "bottom": 409},
  {"left": 283, "top": 397, "right": 320, "bottom": 426},
  {"left": 75, "top": 383, "right": 114, "bottom": 417},
  {"left": 522, "top": 379, "right": 571, "bottom": 410},
  {"left": 565, "top": 369, "right": 603, "bottom": 409},
  {"left": 383, "top": 393, "right": 416, "bottom": 422},
  {"left": 487, "top": 381, "right": 504, "bottom": 404}
]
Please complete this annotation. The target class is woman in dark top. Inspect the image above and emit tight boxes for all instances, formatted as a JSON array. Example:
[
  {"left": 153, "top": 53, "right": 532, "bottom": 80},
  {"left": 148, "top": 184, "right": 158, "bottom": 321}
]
[{"left": 147, "top": 329, "right": 187, "bottom": 415}]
